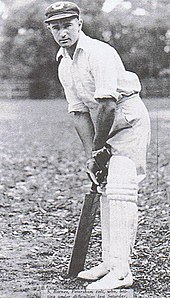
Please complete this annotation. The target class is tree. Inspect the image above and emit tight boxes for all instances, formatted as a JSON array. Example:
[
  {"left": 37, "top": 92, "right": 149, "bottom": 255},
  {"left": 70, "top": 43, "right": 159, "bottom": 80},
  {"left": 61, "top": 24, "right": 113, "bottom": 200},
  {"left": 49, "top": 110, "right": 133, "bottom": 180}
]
[
  {"left": 0, "top": 0, "right": 169, "bottom": 82},
  {"left": 1, "top": 1, "right": 58, "bottom": 79},
  {"left": 101, "top": 0, "right": 170, "bottom": 77}
]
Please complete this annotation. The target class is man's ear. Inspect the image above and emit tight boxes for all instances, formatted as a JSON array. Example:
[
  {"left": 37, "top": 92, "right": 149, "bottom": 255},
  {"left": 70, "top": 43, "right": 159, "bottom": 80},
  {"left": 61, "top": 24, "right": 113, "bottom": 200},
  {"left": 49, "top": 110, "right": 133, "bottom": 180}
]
[{"left": 78, "top": 18, "right": 83, "bottom": 30}]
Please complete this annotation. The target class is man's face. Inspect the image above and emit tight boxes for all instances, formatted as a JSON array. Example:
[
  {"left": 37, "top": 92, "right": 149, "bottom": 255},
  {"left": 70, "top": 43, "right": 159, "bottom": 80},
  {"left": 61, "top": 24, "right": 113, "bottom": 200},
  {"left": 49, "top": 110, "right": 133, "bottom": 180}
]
[{"left": 49, "top": 17, "right": 82, "bottom": 48}]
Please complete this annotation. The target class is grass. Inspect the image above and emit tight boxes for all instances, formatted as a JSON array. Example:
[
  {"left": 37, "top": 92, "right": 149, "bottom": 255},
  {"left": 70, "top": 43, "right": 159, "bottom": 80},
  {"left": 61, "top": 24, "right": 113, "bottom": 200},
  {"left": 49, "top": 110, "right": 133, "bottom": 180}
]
[{"left": 0, "top": 97, "right": 169, "bottom": 298}]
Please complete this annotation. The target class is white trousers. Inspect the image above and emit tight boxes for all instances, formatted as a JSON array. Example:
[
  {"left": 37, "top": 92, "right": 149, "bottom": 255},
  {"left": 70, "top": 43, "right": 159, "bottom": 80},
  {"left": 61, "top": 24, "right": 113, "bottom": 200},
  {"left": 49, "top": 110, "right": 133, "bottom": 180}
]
[
  {"left": 101, "top": 156, "right": 138, "bottom": 278},
  {"left": 107, "top": 94, "right": 151, "bottom": 182}
]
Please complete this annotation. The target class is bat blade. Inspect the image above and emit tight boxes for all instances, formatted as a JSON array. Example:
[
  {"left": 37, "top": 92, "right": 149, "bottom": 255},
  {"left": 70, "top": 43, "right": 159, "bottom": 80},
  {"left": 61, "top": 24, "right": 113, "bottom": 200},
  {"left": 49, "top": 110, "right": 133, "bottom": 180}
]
[{"left": 67, "top": 190, "right": 101, "bottom": 277}]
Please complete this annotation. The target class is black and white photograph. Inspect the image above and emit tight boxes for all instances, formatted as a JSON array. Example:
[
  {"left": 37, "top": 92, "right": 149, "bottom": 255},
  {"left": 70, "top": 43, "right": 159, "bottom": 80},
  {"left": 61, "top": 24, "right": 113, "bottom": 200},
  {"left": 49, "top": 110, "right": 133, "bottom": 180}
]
[{"left": 0, "top": 1, "right": 169, "bottom": 297}]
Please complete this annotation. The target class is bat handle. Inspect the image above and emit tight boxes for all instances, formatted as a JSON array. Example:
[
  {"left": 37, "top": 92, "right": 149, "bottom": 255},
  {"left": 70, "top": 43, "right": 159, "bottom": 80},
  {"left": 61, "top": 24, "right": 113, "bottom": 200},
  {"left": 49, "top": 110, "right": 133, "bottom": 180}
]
[{"left": 90, "top": 182, "right": 98, "bottom": 193}]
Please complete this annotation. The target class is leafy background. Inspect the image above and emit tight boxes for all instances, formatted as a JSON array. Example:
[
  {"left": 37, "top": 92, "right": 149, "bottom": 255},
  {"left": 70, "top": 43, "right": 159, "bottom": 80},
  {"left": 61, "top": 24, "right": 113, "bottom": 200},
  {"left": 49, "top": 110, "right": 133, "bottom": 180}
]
[{"left": 0, "top": 0, "right": 170, "bottom": 82}]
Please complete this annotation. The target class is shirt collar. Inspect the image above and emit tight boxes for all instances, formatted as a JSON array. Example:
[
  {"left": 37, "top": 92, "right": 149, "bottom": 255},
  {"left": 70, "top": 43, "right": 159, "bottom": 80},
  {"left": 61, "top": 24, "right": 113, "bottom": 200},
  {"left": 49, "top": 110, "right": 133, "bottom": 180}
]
[
  {"left": 56, "top": 31, "right": 89, "bottom": 61},
  {"left": 76, "top": 31, "right": 89, "bottom": 50}
]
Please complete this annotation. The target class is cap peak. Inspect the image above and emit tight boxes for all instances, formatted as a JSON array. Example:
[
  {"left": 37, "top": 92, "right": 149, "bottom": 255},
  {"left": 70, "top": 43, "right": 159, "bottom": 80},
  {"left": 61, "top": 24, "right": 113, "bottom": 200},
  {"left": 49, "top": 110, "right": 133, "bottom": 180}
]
[{"left": 44, "top": 1, "right": 80, "bottom": 24}]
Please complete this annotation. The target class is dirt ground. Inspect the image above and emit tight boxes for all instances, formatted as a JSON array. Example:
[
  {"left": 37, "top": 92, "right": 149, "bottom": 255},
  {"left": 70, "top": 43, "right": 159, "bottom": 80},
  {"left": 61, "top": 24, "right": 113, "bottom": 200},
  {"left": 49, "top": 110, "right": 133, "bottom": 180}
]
[{"left": 0, "top": 98, "right": 169, "bottom": 298}]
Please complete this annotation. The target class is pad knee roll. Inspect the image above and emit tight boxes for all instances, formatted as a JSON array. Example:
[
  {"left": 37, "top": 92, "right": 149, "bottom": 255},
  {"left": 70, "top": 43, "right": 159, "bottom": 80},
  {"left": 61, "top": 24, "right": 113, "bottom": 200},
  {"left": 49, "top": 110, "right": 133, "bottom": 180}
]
[{"left": 106, "top": 156, "right": 138, "bottom": 202}]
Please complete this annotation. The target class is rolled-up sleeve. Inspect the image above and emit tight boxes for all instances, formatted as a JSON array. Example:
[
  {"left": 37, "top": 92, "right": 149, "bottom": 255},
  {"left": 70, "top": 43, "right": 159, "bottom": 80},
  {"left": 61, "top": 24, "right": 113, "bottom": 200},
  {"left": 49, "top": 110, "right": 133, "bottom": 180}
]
[
  {"left": 68, "top": 101, "right": 89, "bottom": 113},
  {"left": 89, "top": 45, "right": 121, "bottom": 101},
  {"left": 64, "top": 89, "right": 89, "bottom": 113}
]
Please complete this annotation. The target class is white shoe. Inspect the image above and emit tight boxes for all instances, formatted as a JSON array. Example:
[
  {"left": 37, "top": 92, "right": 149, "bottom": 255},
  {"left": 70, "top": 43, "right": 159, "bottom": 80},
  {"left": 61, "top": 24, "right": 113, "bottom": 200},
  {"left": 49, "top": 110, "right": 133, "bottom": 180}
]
[
  {"left": 86, "top": 271, "right": 133, "bottom": 290},
  {"left": 77, "top": 263, "right": 109, "bottom": 281}
]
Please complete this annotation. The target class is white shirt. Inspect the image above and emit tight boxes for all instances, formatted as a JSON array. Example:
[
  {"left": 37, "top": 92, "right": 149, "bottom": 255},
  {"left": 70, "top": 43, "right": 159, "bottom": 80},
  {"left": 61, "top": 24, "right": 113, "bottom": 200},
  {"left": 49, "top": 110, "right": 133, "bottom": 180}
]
[{"left": 57, "top": 32, "right": 141, "bottom": 113}]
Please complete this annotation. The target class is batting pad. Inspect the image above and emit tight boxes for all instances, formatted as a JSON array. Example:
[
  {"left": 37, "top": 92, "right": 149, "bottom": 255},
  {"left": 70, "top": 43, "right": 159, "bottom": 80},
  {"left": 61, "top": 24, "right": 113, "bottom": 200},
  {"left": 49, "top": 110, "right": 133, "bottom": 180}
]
[
  {"left": 106, "top": 156, "right": 138, "bottom": 201},
  {"left": 109, "top": 200, "right": 138, "bottom": 279},
  {"left": 100, "top": 194, "right": 110, "bottom": 266}
]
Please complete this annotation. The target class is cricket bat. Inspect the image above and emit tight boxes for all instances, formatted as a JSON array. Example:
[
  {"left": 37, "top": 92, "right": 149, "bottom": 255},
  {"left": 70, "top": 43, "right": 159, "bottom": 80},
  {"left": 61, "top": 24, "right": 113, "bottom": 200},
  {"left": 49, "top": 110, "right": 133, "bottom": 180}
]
[{"left": 67, "top": 183, "right": 101, "bottom": 277}]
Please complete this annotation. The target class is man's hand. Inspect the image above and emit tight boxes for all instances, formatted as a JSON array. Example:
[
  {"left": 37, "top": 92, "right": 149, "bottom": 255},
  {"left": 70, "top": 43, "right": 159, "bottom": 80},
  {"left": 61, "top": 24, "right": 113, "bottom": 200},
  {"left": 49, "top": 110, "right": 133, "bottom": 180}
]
[
  {"left": 92, "top": 145, "right": 111, "bottom": 169},
  {"left": 86, "top": 157, "right": 100, "bottom": 185},
  {"left": 86, "top": 145, "right": 112, "bottom": 186}
]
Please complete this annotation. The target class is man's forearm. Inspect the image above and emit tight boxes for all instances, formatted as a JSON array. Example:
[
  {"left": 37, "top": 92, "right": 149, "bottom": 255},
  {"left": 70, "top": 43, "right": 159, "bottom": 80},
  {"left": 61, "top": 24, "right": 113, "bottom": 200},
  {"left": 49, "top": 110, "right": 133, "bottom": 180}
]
[
  {"left": 73, "top": 111, "right": 95, "bottom": 159},
  {"left": 93, "top": 98, "right": 116, "bottom": 151}
]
